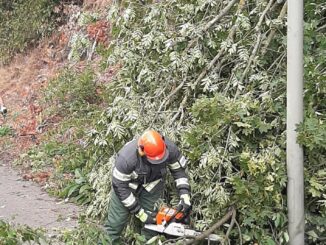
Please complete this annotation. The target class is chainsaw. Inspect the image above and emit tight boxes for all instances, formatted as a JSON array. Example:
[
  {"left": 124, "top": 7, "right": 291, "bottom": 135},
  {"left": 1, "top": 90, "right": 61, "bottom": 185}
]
[{"left": 144, "top": 206, "right": 222, "bottom": 242}]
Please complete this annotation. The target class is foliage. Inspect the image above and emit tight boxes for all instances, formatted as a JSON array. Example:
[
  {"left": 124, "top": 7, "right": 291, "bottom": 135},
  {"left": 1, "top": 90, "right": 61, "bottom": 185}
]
[
  {"left": 61, "top": 168, "right": 95, "bottom": 206},
  {"left": 19, "top": 0, "right": 325, "bottom": 244},
  {"left": 83, "top": 0, "right": 323, "bottom": 243},
  {"left": 45, "top": 68, "right": 100, "bottom": 114},
  {"left": 0, "top": 0, "right": 60, "bottom": 65},
  {"left": 59, "top": 217, "right": 110, "bottom": 245},
  {"left": 298, "top": 1, "right": 326, "bottom": 242},
  {"left": 68, "top": 33, "right": 93, "bottom": 61},
  {"left": 0, "top": 220, "right": 47, "bottom": 245},
  {"left": 83, "top": 0, "right": 291, "bottom": 243}
]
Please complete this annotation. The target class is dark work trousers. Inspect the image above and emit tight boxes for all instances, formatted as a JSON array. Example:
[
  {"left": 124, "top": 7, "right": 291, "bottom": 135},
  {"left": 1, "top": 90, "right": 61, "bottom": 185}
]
[{"left": 104, "top": 188, "right": 162, "bottom": 245}]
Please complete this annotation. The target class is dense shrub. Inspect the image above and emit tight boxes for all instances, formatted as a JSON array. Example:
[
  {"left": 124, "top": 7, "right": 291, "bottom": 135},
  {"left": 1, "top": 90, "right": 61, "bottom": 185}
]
[
  {"left": 0, "top": 0, "right": 59, "bottom": 64},
  {"left": 83, "top": 0, "right": 324, "bottom": 244}
]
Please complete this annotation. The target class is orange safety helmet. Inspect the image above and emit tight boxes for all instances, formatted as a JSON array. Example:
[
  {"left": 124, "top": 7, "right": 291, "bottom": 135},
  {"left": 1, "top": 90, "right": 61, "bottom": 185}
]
[{"left": 138, "top": 130, "right": 169, "bottom": 164}]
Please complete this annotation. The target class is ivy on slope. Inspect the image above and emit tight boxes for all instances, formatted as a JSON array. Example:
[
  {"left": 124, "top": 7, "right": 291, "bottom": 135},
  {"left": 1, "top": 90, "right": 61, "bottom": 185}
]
[{"left": 80, "top": 0, "right": 326, "bottom": 244}]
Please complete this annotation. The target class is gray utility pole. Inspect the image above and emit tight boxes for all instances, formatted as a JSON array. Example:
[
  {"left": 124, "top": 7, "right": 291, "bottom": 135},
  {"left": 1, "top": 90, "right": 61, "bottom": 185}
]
[{"left": 287, "top": 0, "right": 305, "bottom": 244}]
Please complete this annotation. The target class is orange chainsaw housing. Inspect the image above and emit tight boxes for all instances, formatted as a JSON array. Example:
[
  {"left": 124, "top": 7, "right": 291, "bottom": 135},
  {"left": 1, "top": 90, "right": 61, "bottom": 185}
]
[{"left": 156, "top": 207, "right": 184, "bottom": 225}]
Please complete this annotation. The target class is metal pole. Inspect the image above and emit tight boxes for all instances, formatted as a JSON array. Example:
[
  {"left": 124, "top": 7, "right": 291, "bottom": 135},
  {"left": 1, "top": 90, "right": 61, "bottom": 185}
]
[{"left": 287, "top": 0, "right": 304, "bottom": 244}]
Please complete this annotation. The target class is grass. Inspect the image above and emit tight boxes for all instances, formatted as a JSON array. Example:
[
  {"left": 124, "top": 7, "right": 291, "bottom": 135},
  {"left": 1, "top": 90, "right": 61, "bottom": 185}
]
[{"left": 0, "top": 126, "right": 12, "bottom": 137}]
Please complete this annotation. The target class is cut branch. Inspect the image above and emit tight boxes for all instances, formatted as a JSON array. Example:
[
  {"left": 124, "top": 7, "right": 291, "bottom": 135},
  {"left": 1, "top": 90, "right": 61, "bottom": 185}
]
[
  {"left": 316, "top": 23, "right": 326, "bottom": 32},
  {"left": 170, "top": 1, "right": 247, "bottom": 127},
  {"left": 191, "top": 0, "right": 246, "bottom": 90},
  {"left": 184, "top": 207, "right": 236, "bottom": 245},
  {"left": 170, "top": 93, "right": 188, "bottom": 125},
  {"left": 162, "top": 237, "right": 189, "bottom": 245},
  {"left": 234, "top": 218, "right": 243, "bottom": 245}
]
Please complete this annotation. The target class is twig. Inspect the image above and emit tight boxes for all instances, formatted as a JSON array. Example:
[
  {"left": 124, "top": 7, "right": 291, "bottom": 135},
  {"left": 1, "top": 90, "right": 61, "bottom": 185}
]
[
  {"left": 162, "top": 236, "right": 188, "bottom": 245},
  {"left": 270, "top": 52, "right": 285, "bottom": 81},
  {"left": 267, "top": 52, "right": 285, "bottom": 72},
  {"left": 150, "top": 79, "right": 185, "bottom": 126},
  {"left": 204, "top": 0, "right": 239, "bottom": 32},
  {"left": 185, "top": 207, "right": 236, "bottom": 245},
  {"left": 238, "top": 32, "right": 262, "bottom": 85},
  {"left": 169, "top": 0, "right": 246, "bottom": 127},
  {"left": 234, "top": 218, "right": 243, "bottom": 245},
  {"left": 191, "top": 0, "right": 246, "bottom": 91},
  {"left": 225, "top": 208, "right": 237, "bottom": 244},
  {"left": 88, "top": 31, "right": 99, "bottom": 61},
  {"left": 216, "top": 126, "right": 233, "bottom": 180},
  {"left": 170, "top": 93, "right": 188, "bottom": 125},
  {"left": 270, "top": 0, "right": 280, "bottom": 12},
  {"left": 193, "top": 47, "right": 226, "bottom": 90},
  {"left": 317, "top": 23, "right": 326, "bottom": 32}
]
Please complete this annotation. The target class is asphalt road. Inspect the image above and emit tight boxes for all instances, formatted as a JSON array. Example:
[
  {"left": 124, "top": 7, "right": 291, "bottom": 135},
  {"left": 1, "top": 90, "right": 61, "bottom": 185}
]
[{"left": 0, "top": 163, "right": 79, "bottom": 232}]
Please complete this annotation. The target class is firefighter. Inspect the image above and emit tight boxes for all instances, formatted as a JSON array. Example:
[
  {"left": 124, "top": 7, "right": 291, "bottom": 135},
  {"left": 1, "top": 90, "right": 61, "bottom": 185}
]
[{"left": 104, "top": 129, "right": 191, "bottom": 244}]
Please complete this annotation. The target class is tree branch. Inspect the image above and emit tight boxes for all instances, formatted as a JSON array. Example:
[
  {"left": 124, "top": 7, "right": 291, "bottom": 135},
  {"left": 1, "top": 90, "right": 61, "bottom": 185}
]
[
  {"left": 170, "top": 93, "right": 188, "bottom": 125},
  {"left": 162, "top": 236, "right": 189, "bottom": 245},
  {"left": 192, "top": 0, "right": 246, "bottom": 90},
  {"left": 261, "top": 1, "right": 287, "bottom": 55},
  {"left": 186, "top": 0, "right": 239, "bottom": 51},
  {"left": 184, "top": 206, "right": 236, "bottom": 245},
  {"left": 150, "top": 79, "right": 185, "bottom": 126},
  {"left": 256, "top": 0, "right": 275, "bottom": 32},
  {"left": 170, "top": 1, "right": 247, "bottom": 127},
  {"left": 238, "top": 32, "right": 262, "bottom": 85},
  {"left": 316, "top": 23, "right": 326, "bottom": 32},
  {"left": 204, "top": 0, "right": 239, "bottom": 32},
  {"left": 234, "top": 218, "right": 243, "bottom": 245}
]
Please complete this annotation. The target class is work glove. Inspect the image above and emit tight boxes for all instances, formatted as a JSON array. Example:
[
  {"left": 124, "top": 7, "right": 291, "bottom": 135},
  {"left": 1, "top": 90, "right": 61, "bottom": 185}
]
[
  {"left": 135, "top": 208, "right": 156, "bottom": 224},
  {"left": 177, "top": 193, "right": 192, "bottom": 214}
]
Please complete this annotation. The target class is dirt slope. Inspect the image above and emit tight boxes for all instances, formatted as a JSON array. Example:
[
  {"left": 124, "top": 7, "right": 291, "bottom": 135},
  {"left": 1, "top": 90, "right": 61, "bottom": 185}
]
[
  {"left": 0, "top": 30, "right": 80, "bottom": 232},
  {"left": 0, "top": 37, "right": 65, "bottom": 155}
]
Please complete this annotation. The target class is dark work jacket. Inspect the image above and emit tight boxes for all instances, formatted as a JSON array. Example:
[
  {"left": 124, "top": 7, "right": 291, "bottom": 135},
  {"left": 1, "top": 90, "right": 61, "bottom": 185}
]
[{"left": 112, "top": 138, "right": 190, "bottom": 213}]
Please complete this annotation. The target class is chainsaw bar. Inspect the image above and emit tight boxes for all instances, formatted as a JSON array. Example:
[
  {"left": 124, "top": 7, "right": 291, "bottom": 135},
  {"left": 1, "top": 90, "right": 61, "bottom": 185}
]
[{"left": 145, "top": 222, "right": 222, "bottom": 242}]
